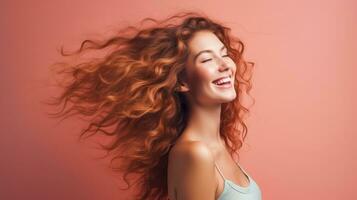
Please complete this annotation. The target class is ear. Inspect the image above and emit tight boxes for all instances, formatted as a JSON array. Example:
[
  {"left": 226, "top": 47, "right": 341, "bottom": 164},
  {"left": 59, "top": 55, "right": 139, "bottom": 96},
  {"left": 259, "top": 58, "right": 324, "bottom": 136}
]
[
  {"left": 176, "top": 82, "right": 190, "bottom": 92},
  {"left": 176, "top": 70, "right": 190, "bottom": 92}
]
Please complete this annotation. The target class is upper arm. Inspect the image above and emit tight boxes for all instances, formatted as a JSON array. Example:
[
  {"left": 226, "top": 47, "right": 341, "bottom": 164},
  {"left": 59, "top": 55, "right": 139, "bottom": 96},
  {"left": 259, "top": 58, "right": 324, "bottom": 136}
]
[{"left": 170, "top": 141, "right": 217, "bottom": 200}]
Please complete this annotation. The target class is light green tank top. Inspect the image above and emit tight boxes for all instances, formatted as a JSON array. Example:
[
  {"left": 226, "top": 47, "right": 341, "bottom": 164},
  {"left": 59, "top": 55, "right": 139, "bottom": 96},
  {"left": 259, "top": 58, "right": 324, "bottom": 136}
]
[{"left": 214, "top": 161, "right": 262, "bottom": 200}]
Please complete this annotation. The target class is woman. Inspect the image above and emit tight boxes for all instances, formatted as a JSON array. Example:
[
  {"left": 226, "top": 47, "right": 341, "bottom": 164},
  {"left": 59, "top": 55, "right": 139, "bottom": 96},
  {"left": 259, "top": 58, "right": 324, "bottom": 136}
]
[{"left": 45, "top": 11, "right": 261, "bottom": 200}]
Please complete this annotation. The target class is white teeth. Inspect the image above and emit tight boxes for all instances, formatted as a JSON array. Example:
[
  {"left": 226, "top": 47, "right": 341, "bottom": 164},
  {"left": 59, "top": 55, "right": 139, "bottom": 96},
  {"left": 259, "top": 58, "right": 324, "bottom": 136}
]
[{"left": 214, "top": 77, "right": 231, "bottom": 85}]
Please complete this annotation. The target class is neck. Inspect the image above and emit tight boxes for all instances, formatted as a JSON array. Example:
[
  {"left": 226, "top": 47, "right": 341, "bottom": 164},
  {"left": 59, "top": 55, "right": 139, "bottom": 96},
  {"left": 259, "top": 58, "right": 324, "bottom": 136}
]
[{"left": 184, "top": 102, "right": 223, "bottom": 147}]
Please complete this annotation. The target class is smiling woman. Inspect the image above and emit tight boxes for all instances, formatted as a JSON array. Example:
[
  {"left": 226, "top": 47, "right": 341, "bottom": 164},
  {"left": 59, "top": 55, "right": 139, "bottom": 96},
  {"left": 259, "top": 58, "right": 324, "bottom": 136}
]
[
  {"left": 44, "top": 10, "right": 258, "bottom": 200},
  {"left": 179, "top": 30, "right": 238, "bottom": 106}
]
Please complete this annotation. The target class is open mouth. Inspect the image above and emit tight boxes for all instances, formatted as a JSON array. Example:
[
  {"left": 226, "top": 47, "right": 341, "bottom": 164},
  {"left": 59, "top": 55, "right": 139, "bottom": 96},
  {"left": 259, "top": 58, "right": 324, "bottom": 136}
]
[{"left": 212, "top": 76, "right": 232, "bottom": 87}]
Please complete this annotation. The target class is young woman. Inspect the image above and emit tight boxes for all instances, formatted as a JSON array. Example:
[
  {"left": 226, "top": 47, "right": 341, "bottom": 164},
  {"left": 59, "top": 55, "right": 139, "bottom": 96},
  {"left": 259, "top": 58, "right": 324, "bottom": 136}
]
[{"left": 45, "top": 11, "right": 261, "bottom": 200}]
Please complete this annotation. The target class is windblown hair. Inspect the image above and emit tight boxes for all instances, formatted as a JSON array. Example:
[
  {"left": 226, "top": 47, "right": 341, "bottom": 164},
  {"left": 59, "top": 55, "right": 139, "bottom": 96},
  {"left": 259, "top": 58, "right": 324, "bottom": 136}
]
[{"left": 44, "top": 11, "right": 255, "bottom": 200}]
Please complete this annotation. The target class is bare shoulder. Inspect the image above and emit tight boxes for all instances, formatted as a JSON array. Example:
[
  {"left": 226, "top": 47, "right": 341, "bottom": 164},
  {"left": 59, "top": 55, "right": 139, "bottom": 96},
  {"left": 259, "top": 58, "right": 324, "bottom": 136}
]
[
  {"left": 170, "top": 140, "right": 214, "bottom": 162},
  {"left": 168, "top": 141, "right": 217, "bottom": 200}
]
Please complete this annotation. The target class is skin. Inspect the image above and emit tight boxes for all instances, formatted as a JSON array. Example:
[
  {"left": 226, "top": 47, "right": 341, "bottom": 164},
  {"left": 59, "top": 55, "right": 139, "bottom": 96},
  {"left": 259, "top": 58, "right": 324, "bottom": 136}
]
[{"left": 167, "top": 30, "right": 250, "bottom": 200}]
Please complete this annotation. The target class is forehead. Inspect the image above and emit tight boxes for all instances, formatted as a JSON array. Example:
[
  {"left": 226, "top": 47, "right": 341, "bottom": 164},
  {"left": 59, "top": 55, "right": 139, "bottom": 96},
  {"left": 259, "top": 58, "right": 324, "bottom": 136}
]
[{"left": 188, "top": 31, "right": 224, "bottom": 54}]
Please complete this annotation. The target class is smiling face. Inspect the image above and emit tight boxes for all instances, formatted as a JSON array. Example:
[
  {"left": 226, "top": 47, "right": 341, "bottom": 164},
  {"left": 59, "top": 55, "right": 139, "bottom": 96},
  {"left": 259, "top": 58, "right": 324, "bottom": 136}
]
[{"left": 179, "top": 30, "right": 237, "bottom": 106}]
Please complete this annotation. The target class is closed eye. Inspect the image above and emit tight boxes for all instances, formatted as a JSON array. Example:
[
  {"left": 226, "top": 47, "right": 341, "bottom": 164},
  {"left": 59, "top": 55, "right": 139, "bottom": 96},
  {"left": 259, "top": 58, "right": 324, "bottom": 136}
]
[
  {"left": 201, "top": 55, "right": 230, "bottom": 63},
  {"left": 201, "top": 59, "right": 212, "bottom": 63}
]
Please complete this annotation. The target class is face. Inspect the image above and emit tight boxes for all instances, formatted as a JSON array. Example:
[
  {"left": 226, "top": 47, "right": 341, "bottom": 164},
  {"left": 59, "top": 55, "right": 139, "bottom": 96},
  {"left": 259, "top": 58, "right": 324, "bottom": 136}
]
[{"left": 180, "top": 30, "right": 237, "bottom": 106}]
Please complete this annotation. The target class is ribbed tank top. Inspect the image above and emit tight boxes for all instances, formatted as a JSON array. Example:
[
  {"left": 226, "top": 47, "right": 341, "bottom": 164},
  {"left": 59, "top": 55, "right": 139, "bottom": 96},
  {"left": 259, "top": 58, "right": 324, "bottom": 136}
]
[{"left": 214, "top": 161, "right": 262, "bottom": 200}]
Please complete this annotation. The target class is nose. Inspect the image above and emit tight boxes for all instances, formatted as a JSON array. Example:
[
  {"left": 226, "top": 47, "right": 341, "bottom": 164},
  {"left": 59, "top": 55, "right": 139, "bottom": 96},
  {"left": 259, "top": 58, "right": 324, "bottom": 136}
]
[{"left": 217, "top": 57, "right": 230, "bottom": 72}]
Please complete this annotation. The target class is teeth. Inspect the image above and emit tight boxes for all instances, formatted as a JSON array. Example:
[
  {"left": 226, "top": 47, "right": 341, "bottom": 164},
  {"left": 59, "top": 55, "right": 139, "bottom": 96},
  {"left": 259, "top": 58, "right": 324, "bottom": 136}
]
[{"left": 214, "top": 77, "right": 231, "bottom": 85}]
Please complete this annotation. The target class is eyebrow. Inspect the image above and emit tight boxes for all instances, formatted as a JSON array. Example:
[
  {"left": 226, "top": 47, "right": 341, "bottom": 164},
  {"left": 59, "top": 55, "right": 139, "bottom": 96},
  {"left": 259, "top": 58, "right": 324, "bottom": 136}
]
[{"left": 193, "top": 45, "right": 226, "bottom": 61}]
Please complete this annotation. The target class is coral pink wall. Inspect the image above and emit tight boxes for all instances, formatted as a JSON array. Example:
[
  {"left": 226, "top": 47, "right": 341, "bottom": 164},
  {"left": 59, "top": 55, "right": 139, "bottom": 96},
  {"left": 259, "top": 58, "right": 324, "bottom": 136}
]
[{"left": 1, "top": 0, "right": 356, "bottom": 199}]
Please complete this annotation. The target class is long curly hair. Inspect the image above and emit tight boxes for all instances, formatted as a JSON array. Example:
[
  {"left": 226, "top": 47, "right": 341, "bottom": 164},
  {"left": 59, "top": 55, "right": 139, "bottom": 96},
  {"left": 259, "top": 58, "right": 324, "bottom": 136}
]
[{"left": 44, "top": 11, "right": 255, "bottom": 200}]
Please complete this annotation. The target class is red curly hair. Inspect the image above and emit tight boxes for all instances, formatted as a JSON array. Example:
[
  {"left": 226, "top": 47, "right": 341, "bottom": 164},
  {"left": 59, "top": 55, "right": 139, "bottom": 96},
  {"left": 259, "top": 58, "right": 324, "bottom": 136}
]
[{"left": 44, "top": 11, "right": 254, "bottom": 200}]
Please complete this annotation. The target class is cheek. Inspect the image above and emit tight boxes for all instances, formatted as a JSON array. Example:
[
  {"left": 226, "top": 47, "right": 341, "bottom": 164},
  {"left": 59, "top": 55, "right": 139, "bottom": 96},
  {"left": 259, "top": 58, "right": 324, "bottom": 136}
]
[
  {"left": 194, "top": 67, "right": 214, "bottom": 84},
  {"left": 190, "top": 69, "right": 213, "bottom": 97},
  {"left": 229, "top": 62, "right": 237, "bottom": 76},
  {"left": 233, "top": 61, "right": 237, "bottom": 71},
  {"left": 186, "top": 66, "right": 214, "bottom": 94}
]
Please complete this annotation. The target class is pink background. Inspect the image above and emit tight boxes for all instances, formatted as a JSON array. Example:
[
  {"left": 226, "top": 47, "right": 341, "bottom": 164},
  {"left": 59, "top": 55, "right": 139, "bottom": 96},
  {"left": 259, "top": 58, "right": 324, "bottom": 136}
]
[{"left": 1, "top": 0, "right": 356, "bottom": 199}]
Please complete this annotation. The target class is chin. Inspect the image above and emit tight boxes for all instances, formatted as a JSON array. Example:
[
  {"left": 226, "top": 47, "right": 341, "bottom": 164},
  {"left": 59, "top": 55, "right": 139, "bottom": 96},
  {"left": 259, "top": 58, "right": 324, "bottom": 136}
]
[
  {"left": 223, "top": 97, "right": 236, "bottom": 103},
  {"left": 211, "top": 83, "right": 237, "bottom": 101},
  {"left": 218, "top": 93, "right": 237, "bottom": 103}
]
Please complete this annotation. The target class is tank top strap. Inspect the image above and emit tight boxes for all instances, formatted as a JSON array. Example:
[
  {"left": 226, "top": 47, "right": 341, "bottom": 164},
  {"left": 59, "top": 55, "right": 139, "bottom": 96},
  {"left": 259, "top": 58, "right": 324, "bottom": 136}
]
[
  {"left": 233, "top": 160, "right": 248, "bottom": 176},
  {"left": 232, "top": 160, "right": 251, "bottom": 183},
  {"left": 214, "top": 161, "right": 226, "bottom": 180}
]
